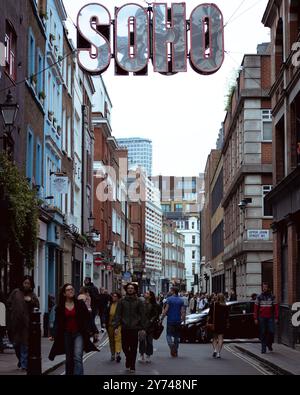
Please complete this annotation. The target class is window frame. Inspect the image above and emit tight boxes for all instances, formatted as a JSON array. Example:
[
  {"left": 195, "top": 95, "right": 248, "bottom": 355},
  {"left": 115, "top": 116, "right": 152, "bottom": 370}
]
[
  {"left": 261, "top": 109, "right": 272, "bottom": 142},
  {"left": 5, "top": 21, "right": 17, "bottom": 81},
  {"left": 262, "top": 185, "right": 273, "bottom": 218}
]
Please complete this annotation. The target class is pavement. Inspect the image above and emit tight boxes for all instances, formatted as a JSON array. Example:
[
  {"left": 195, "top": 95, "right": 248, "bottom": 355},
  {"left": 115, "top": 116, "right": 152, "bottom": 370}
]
[
  {"left": 0, "top": 336, "right": 64, "bottom": 375},
  {"left": 235, "top": 342, "right": 300, "bottom": 375},
  {"left": 0, "top": 330, "right": 107, "bottom": 376}
]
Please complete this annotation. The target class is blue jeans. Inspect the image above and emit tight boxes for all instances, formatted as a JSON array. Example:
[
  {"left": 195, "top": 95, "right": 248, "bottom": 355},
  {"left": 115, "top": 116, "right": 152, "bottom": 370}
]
[
  {"left": 14, "top": 343, "right": 28, "bottom": 369},
  {"left": 166, "top": 323, "right": 181, "bottom": 352},
  {"left": 64, "top": 332, "right": 84, "bottom": 375},
  {"left": 259, "top": 318, "right": 275, "bottom": 351}
]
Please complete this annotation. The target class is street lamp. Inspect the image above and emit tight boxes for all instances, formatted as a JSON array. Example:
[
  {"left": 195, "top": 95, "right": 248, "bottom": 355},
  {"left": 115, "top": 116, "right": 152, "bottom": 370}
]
[
  {"left": 0, "top": 90, "right": 19, "bottom": 130},
  {"left": 0, "top": 90, "right": 19, "bottom": 158},
  {"left": 88, "top": 212, "right": 95, "bottom": 229}
]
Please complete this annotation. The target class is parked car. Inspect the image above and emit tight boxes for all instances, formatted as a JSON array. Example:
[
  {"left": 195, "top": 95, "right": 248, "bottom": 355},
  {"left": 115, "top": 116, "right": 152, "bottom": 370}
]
[{"left": 180, "top": 301, "right": 259, "bottom": 343}]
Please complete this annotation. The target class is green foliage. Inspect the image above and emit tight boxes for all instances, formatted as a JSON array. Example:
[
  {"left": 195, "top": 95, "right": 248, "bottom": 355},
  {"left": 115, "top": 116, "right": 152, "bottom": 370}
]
[
  {"left": 0, "top": 153, "right": 39, "bottom": 268},
  {"left": 224, "top": 84, "right": 236, "bottom": 112},
  {"left": 224, "top": 68, "right": 239, "bottom": 112}
]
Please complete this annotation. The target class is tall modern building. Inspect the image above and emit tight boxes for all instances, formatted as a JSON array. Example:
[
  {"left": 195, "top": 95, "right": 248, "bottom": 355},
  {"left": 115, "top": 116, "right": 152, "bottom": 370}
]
[{"left": 117, "top": 137, "right": 153, "bottom": 177}]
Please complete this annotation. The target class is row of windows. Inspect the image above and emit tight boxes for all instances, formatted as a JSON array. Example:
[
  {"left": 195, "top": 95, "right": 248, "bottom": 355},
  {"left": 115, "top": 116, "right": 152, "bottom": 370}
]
[{"left": 175, "top": 221, "right": 200, "bottom": 230}]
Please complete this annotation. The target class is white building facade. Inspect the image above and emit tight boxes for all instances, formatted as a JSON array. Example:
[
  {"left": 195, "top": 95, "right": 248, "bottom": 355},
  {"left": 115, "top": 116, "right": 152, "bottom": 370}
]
[
  {"left": 145, "top": 178, "right": 163, "bottom": 294},
  {"left": 176, "top": 216, "right": 201, "bottom": 292}
]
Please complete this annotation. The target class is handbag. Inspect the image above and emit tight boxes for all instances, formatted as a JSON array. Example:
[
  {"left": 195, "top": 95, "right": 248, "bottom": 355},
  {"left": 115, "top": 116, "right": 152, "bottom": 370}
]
[
  {"left": 152, "top": 320, "right": 164, "bottom": 340},
  {"left": 206, "top": 303, "right": 216, "bottom": 332}
]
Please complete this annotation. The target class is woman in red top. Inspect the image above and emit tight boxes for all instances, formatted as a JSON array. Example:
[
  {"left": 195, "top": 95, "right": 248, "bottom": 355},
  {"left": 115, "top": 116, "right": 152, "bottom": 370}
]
[{"left": 49, "top": 284, "right": 98, "bottom": 375}]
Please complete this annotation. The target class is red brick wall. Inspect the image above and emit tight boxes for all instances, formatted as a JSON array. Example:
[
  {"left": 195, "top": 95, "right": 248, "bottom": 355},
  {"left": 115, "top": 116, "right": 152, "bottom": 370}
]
[
  {"left": 262, "top": 143, "right": 273, "bottom": 164},
  {"left": 261, "top": 56, "right": 271, "bottom": 90},
  {"left": 262, "top": 219, "right": 272, "bottom": 230}
]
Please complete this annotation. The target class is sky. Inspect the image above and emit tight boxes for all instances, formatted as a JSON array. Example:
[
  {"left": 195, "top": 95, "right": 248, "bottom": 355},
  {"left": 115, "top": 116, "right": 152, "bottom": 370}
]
[{"left": 63, "top": 0, "right": 270, "bottom": 177}]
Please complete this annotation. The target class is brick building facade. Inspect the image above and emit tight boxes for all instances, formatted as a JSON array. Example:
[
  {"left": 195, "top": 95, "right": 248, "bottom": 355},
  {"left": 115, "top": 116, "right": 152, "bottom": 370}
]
[
  {"left": 202, "top": 149, "right": 225, "bottom": 295},
  {"left": 222, "top": 46, "right": 273, "bottom": 300},
  {"left": 263, "top": 0, "right": 300, "bottom": 348}
]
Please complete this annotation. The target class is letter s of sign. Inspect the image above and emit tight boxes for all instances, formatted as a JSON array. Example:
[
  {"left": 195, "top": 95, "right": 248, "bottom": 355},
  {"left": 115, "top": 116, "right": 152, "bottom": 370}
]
[
  {"left": 77, "top": 4, "right": 111, "bottom": 74},
  {"left": 292, "top": 302, "right": 300, "bottom": 328}
]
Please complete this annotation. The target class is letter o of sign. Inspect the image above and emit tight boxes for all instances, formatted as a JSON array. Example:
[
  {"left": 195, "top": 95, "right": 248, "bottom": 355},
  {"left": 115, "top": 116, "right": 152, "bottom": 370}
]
[
  {"left": 115, "top": 4, "right": 150, "bottom": 74},
  {"left": 189, "top": 4, "right": 224, "bottom": 75}
]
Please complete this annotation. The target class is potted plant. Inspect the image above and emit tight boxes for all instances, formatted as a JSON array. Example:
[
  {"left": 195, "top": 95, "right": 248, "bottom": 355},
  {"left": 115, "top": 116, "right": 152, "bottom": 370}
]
[
  {"left": 30, "top": 74, "right": 37, "bottom": 88},
  {"left": 57, "top": 125, "right": 61, "bottom": 135},
  {"left": 39, "top": 91, "right": 46, "bottom": 100},
  {"left": 48, "top": 111, "right": 54, "bottom": 122},
  {"left": 39, "top": 10, "right": 48, "bottom": 20},
  {"left": 53, "top": 117, "right": 57, "bottom": 127},
  {"left": 49, "top": 33, "right": 55, "bottom": 44}
]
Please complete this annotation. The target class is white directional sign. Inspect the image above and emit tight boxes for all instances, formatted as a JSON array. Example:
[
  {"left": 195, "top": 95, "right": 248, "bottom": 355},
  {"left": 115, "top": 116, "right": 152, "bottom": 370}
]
[{"left": 247, "top": 230, "right": 270, "bottom": 241}]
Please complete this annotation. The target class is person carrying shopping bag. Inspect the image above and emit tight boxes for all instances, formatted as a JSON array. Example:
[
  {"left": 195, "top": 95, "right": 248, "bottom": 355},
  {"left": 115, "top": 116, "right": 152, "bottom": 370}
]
[{"left": 138, "top": 291, "right": 162, "bottom": 363}]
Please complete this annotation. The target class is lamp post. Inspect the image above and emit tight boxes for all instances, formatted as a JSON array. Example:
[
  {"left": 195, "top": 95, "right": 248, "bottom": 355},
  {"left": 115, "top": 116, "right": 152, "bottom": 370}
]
[
  {"left": 88, "top": 212, "right": 95, "bottom": 231},
  {"left": 0, "top": 90, "right": 19, "bottom": 159},
  {"left": 0, "top": 90, "right": 19, "bottom": 297}
]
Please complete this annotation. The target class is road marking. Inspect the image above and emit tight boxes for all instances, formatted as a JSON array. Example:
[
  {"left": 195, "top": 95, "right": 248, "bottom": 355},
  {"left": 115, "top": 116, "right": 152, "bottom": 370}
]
[
  {"left": 224, "top": 345, "right": 273, "bottom": 376},
  {"left": 60, "top": 336, "right": 109, "bottom": 375}
]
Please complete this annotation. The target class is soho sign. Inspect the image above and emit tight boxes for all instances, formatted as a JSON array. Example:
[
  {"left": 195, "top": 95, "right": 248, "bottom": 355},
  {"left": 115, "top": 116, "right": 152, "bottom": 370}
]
[{"left": 77, "top": 2, "right": 224, "bottom": 76}]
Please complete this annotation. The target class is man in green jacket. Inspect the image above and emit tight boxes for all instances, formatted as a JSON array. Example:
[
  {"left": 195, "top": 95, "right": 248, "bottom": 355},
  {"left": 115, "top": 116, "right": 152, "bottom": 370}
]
[{"left": 113, "top": 283, "right": 145, "bottom": 373}]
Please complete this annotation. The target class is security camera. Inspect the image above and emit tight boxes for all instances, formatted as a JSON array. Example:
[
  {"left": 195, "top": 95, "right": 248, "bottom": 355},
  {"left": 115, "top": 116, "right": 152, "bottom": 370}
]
[{"left": 238, "top": 201, "right": 246, "bottom": 209}]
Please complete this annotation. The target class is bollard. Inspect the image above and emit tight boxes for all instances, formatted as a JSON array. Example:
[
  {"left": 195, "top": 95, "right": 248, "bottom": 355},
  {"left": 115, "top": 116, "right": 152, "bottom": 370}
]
[{"left": 27, "top": 308, "right": 42, "bottom": 375}]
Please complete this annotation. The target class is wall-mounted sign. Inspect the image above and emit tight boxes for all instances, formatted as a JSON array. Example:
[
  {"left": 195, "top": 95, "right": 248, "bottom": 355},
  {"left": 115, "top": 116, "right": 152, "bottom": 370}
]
[
  {"left": 52, "top": 176, "right": 69, "bottom": 194},
  {"left": 247, "top": 230, "right": 270, "bottom": 241},
  {"left": 77, "top": 2, "right": 224, "bottom": 76}
]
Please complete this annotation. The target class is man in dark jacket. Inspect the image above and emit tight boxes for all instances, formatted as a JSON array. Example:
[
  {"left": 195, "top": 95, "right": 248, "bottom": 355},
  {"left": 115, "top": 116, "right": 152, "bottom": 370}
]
[
  {"left": 113, "top": 283, "right": 145, "bottom": 373},
  {"left": 84, "top": 277, "right": 99, "bottom": 342},
  {"left": 254, "top": 283, "right": 279, "bottom": 354},
  {"left": 98, "top": 288, "right": 110, "bottom": 332}
]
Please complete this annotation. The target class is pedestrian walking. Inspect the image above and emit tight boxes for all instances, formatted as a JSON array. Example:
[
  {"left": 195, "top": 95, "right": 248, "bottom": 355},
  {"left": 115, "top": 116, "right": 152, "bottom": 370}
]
[
  {"left": 113, "top": 283, "right": 145, "bottom": 373},
  {"left": 98, "top": 288, "right": 110, "bottom": 333},
  {"left": 254, "top": 282, "right": 279, "bottom": 354},
  {"left": 78, "top": 286, "right": 94, "bottom": 337},
  {"left": 0, "top": 291, "right": 6, "bottom": 353},
  {"left": 7, "top": 276, "right": 39, "bottom": 370},
  {"left": 181, "top": 292, "right": 189, "bottom": 311},
  {"left": 189, "top": 294, "right": 197, "bottom": 314},
  {"left": 48, "top": 283, "right": 98, "bottom": 375},
  {"left": 207, "top": 293, "right": 229, "bottom": 359},
  {"left": 106, "top": 292, "right": 122, "bottom": 363},
  {"left": 84, "top": 277, "right": 100, "bottom": 342},
  {"left": 229, "top": 288, "right": 237, "bottom": 301},
  {"left": 138, "top": 291, "right": 162, "bottom": 363},
  {"left": 198, "top": 293, "right": 209, "bottom": 312},
  {"left": 161, "top": 287, "right": 186, "bottom": 358},
  {"left": 251, "top": 293, "right": 258, "bottom": 302},
  {"left": 48, "top": 295, "right": 56, "bottom": 338}
]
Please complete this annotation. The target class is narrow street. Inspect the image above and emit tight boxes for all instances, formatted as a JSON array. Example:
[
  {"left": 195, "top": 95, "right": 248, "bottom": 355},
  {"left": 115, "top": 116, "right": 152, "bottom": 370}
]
[{"left": 48, "top": 333, "right": 272, "bottom": 376}]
